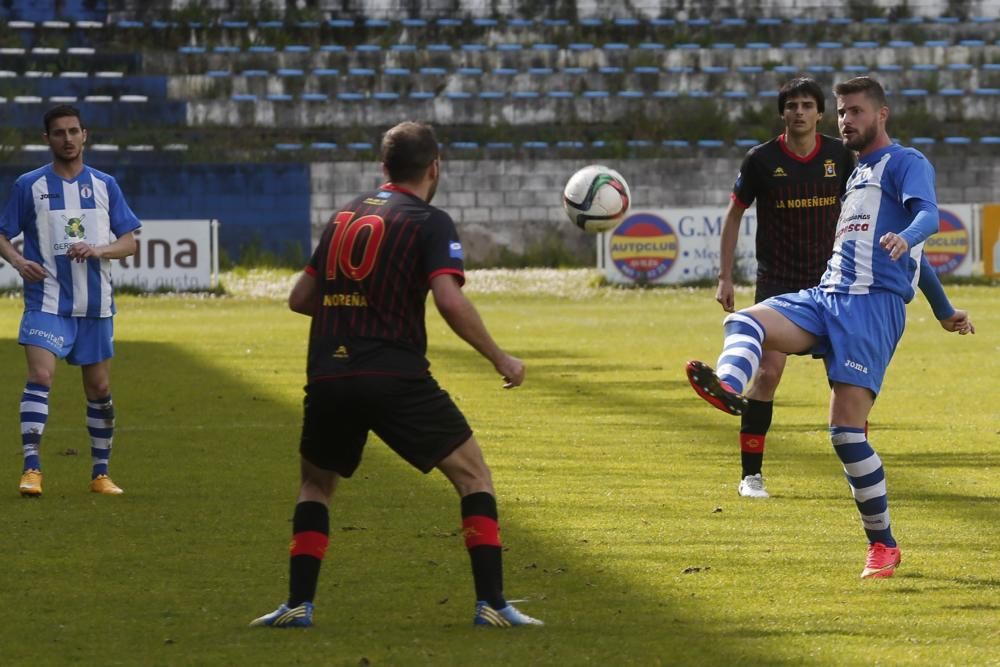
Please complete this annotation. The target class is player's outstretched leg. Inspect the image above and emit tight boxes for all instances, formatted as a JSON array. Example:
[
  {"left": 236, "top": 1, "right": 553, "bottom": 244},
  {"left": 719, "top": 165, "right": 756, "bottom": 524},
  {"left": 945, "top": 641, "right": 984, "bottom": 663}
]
[
  {"left": 19, "top": 382, "right": 49, "bottom": 497},
  {"left": 685, "top": 361, "right": 749, "bottom": 416}
]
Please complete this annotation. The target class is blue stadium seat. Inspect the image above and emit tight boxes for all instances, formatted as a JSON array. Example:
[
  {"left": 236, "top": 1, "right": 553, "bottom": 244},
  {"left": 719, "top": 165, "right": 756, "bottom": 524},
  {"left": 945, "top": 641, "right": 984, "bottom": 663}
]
[
  {"left": 603, "top": 43, "right": 629, "bottom": 50},
  {"left": 791, "top": 17, "right": 817, "bottom": 25},
  {"left": 479, "top": 91, "right": 505, "bottom": 99},
  {"left": 277, "top": 68, "right": 304, "bottom": 77},
  {"left": 878, "top": 64, "right": 903, "bottom": 72},
  {"left": 390, "top": 44, "right": 417, "bottom": 52},
  {"left": 486, "top": 142, "right": 514, "bottom": 149},
  {"left": 231, "top": 94, "right": 257, "bottom": 101},
  {"left": 532, "top": 43, "right": 558, "bottom": 51},
  {"left": 774, "top": 65, "right": 798, "bottom": 74},
  {"left": 427, "top": 44, "right": 452, "bottom": 51},
  {"left": 267, "top": 94, "right": 293, "bottom": 102},
  {"left": 721, "top": 18, "right": 747, "bottom": 27},
  {"left": 529, "top": 67, "right": 555, "bottom": 75},
  {"left": 409, "top": 91, "right": 435, "bottom": 100},
  {"left": 703, "top": 66, "right": 728, "bottom": 74},
  {"left": 851, "top": 41, "right": 879, "bottom": 48},
  {"left": 807, "top": 65, "right": 835, "bottom": 73},
  {"left": 924, "top": 40, "right": 950, "bottom": 47},
  {"left": 458, "top": 67, "right": 483, "bottom": 76},
  {"left": 758, "top": 90, "right": 779, "bottom": 98},
  {"left": 627, "top": 140, "right": 653, "bottom": 148},
  {"left": 337, "top": 92, "right": 365, "bottom": 101},
  {"left": 888, "top": 40, "right": 915, "bottom": 48},
  {"left": 975, "top": 88, "right": 1000, "bottom": 95},
  {"left": 618, "top": 90, "right": 645, "bottom": 98},
  {"left": 241, "top": 69, "right": 268, "bottom": 77},
  {"left": 580, "top": 18, "right": 604, "bottom": 27},
  {"left": 697, "top": 140, "right": 726, "bottom": 148},
  {"left": 933, "top": 16, "right": 960, "bottom": 23},
  {"left": 688, "top": 91, "right": 714, "bottom": 98},
  {"left": 557, "top": 140, "right": 585, "bottom": 149},
  {"left": 523, "top": 141, "right": 549, "bottom": 148},
  {"left": 746, "top": 43, "right": 772, "bottom": 49},
  {"left": 944, "top": 136, "right": 971, "bottom": 144},
  {"left": 591, "top": 140, "right": 606, "bottom": 148},
  {"left": 735, "top": 139, "right": 759, "bottom": 147},
  {"left": 633, "top": 66, "right": 660, "bottom": 74},
  {"left": 473, "top": 18, "right": 497, "bottom": 27},
  {"left": 512, "top": 91, "right": 540, "bottom": 99},
  {"left": 320, "top": 45, "right": 346, "bottom": 53},
  {"left": 948, "top": 63, "right": 974, "bottom": 70},
  {"left": 614, "top": 18, "right": 640, "bottom": 27},
  {"left": 901, "top": 89, "right": 928, "bottom": 96},
  {"left": 547, "top": 91, "right": 574, "bottom": 98},
  {"left": 496, "top": 43, "right": 523, "bottom": 51},
  {"left": 569, "top": 43, "right": 593, "bottom": 51},
  {"left": 493, "top": 67, "right": 518, "bottom": 75},
  {"left": 756, "top": 18, "right": 782, "bottom": 26},
  {"left": 222, "top": 20, "right": 248, "bottom": 28},
  {"left": 598, "top": 66, "right": 624, "bottom": 74},
  {"left": 711, "top": 43, "right": 735, "bottom": 50},
  {"left": 971, "top": 16, "right": 997, "bottom": 23},
  {"left": 206, "top": 70, "right": 230, "bottom": 78},
  {"left": 722, "top": 91, "right": 749, "bottom": 99},
  {"left": 284, "top": 45, "right": 310, "bottom": 53},
  {"left": 687, "top": 18, "right": 712, "bottom": 27},
  {"left": 582, "top": 90, "right": 609, "bottom": 98},
  {"left": 912, "top": 64, "right": 940, "bottom": 71},
  {"left": 911, "top": 137, "right": 935, "bottom": 145},
  {"left": 666, "top": 66, "right": 694, "bottom": 74},
  {"left": 562, "top": 67, "right": 589, "bottom": 75},
  {"left": 213, "top": 46, "right": 240, "bottom": 53},
  {"left": 940, "top": 88, "right": 965, "bottom": 95},
  {"left": 781, "top": 42, "right": 807, "bottom": 49},
  {"left": 384, "top": 67, "right": 410, "bottom": 76},
  {"left": 347, "top": 142, "right": 374, "bottom": 151},
  {"left": 373, "top": 92, "right": 399, "bottom": 101},
  {"left": 863, "top": 17, "right": 889, "bottom": 24},
  {"left": 507, "top": 18, "right": 534, "bottom": 27},
  {"left": 437, "top": 18, "right": 462, "bottom": 27},
  {"left": 543, "top": 19, "right": 569, "bottom": 27},
  {"left": 653, "top": 91, "right": 680, "bottom": 98},
  {"left": 461, "top": 44, "right": 487, "bottom": 52},
  {"left": 737, "top": 66, "right": 764, "bottom": 73},
  {"left": 401, "top": 18, "right": 426, "bottom": 27},
  {"left": 297, "top": 21, "right": 320, "bottom": 29},
  {"left": 301, "top": 93, "right": 328, "bottom": 101},
  {"left": 639, "top": 42, "right": 665, "bottom": 50},
  {"left": 445, "top": 91, "right": 472, "bottom": 100},
  {"left": 984, "top": 63, "right": 1000, "bottom": 71},
  {"left": 248, "top": 46, "right": 276, "bottom": 53},
  {"left": 676, "top": 43, "right": 700, "bottom": 50},
  {"left": 348, "top": 68, "right": 376, "bottom": 76},
  {"left": 178, "top": 46, "right": 205, "bottom": 54},
  {"left": 117, "top": 20, "right": 143, "bottom": 28},
  {"left": 843, "top": 65, "right": 869, "bottom": 73},
  {"left": 662, "top": 140, "right": 691, "bottom": 148},
  {"left": 981, "top": 136, "right": 1000, "bottom": 144},
  {"left": 311, "top": 142, "right": 338, "bottom": 150},
  {"left": 817, "top": 42, "right": 842, "bottom": 49},
  {"left": 419, "top": 67, "right": 447, "bottom": 75},
  {"left": 312, "top": 68, "right": 339, "bottom": 76},
  {"left": 356, "top": 44, "right": 382, "bottom": 52}
]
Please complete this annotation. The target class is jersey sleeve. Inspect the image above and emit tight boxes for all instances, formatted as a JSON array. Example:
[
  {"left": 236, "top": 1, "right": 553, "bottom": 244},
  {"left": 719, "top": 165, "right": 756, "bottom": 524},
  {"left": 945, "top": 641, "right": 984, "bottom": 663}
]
[
  {"left": 0, "top": 179, "right": 28, "bottom": 239},
  {"left": 422, "top": 209, "right": 465, "bottom": 286},
  {"left": 106, "top": 177, "right": 142, "bottom": 237},
  {"left": 731, "top": 149, "right": 758, "bottom": 208},
  {"left": 897, "top": 150, "right": 938, "bottom": 208}
]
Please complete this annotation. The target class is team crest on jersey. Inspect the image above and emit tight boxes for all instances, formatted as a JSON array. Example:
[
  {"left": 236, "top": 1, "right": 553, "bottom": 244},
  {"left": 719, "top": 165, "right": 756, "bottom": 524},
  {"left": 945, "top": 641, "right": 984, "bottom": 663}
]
[
  {"left": 772, "top": 166, "right": 787, "bottom": 177},
  {"left": 824, "top": 160, "right": 837, "bottom": 178},
  {"left": 80, "top": 184, "right": 93, "bottom": 199},
  {"left": 63, "top": 214, "right": 87, "bottom": 239}
]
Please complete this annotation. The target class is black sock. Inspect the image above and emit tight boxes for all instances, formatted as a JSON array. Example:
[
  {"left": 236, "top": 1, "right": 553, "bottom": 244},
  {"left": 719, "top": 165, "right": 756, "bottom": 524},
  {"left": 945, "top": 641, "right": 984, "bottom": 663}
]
[
  {"left": 740, "top": 399, "right": 773, "bottom": 478},
  {"left": 461, "top": 492, "right": 506, "bottom": 609},
  {"left": 288, "top": 501, "right": 329, "bottom": 607}
]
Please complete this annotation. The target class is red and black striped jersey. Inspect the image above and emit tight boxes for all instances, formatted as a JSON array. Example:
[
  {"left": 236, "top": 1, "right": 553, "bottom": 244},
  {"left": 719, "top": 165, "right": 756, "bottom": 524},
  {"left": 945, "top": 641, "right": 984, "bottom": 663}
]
[
  {"left": 303, "top": 183, "right": 465, "bottom": 380},
  {"left": 732, "top": 134, "right": 856, "bottom": 288}
]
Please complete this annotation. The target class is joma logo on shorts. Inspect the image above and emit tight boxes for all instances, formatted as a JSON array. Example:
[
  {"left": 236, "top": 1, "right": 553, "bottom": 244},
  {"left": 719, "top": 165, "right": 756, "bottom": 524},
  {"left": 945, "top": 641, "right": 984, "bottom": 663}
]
[{"left": 844, "top": 360, "right": 869, "bottom": 374}]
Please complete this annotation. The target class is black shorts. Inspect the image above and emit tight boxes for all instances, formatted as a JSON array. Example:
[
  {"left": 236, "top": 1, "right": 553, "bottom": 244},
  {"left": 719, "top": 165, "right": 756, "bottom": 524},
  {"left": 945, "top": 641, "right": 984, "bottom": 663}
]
[
  {"left": 754, "top": 282, "right": 813, "bottom": 304},
  {"left": 299, "top": 374, "right": 473, "bottom": 477}
]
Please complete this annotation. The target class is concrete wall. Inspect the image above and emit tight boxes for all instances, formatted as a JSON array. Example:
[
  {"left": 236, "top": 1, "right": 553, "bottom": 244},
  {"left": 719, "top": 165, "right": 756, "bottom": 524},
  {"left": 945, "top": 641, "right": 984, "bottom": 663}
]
[{"left": 311, "top": 153, "right": 1000, "bottom": 262}]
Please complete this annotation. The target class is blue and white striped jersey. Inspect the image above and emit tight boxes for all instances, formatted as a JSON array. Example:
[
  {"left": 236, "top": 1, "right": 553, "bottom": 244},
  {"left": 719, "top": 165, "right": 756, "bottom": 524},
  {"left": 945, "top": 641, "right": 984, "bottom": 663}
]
[
  {"left": 819, "top": 144, "right": 938, "bottom": 302},
  {"left": 0, "top": 164, "right": 141, "bottom": 317}
]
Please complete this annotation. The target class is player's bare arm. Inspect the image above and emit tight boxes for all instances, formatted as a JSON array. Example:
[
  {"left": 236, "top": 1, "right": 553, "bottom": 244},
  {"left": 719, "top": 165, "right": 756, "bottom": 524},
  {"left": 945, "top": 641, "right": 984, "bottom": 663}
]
[
  {"left": 66, "top": 231, "right": 137, "bottom": 262},
  {"left": 430, "top": 273, "right": 524, "bottom": 388},
  {"left": 716, "top": 199, "right": 747, "bottom": 312},
  {"left": 288, "top": 270, "right": 318, "bottom": 316},
  {"left": 0, "top": 233, "right": 48, "bottom": 282}
]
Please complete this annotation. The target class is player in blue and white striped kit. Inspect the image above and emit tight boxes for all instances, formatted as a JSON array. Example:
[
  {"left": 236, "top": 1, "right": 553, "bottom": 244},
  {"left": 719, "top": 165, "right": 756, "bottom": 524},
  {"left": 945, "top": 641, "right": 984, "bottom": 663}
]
[
  {"left": 686, "top": 77, "right": 975, "bottom": 579},
  {"left": 0, "top": 105, "right": 140, "bottom": 497}
]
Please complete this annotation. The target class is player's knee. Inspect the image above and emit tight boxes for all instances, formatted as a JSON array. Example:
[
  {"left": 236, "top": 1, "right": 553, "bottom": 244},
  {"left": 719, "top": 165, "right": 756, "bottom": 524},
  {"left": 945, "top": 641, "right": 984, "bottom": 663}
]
[
  {"left": 28, "top": 369, "right": 54, "bottom": 387},
  {"left": 753, "top": 364, "right": 783, "bottom": 394}
]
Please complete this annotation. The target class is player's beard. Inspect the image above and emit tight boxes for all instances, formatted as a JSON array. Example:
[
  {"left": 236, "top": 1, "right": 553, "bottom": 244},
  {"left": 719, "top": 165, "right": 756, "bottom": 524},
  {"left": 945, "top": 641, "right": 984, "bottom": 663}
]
[{"left": 842, "top": 123, "right": 877, "bottom": 152}]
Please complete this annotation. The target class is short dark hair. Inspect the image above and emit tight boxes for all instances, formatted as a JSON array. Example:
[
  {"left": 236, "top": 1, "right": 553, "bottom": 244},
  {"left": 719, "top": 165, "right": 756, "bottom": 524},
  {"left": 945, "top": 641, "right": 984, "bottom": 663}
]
[
  {"left": 44, "top": 104, "right": 83, "bottom": 133},
  {"left": 777, "top": 77, "right": 825, "bottom": 114},
  {"left": 380, "top": 121, "right": 439, "bottom": 183},
  {"left": 834, "top": 76, "right": 888, "bottom": 109}
]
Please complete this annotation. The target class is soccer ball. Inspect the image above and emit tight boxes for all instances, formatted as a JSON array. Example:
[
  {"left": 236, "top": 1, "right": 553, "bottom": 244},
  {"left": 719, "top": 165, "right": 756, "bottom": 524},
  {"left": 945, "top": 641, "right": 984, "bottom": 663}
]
[{"left": 562, "top": 165, "right": 631, "bottom": 233}]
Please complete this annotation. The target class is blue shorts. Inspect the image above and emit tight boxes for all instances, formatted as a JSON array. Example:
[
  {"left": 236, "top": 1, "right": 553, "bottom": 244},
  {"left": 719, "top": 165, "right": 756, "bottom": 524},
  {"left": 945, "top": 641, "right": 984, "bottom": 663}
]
[
  {"left": 18, "top": 311, "right": 114, "bottom": 366},
  {"left": 761, "top": 288, "right": 906, "bottom": 395}
]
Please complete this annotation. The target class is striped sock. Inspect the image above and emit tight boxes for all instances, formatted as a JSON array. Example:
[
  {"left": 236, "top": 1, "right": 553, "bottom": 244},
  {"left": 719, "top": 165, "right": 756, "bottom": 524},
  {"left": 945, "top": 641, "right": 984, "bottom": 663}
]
[
  {"left": 462, "top": 492, "right": 506, "bottom": 610},
  {"left": 831, "top": 426, "right": 896, "bottom": 547},
  {"left": 716, "top": 312, "right": 765, "bottom": 394},
  {"left": 21, "top": 383, "right": 50, "bottom": 472},
  {"left": 87, "top": 395, "right": 115, "bottom": 479}
]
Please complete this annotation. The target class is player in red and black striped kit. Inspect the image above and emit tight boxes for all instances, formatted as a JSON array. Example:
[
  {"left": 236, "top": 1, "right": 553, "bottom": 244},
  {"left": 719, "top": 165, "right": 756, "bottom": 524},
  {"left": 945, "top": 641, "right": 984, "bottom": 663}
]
[
  {"left": 251, "top": 121, "right": 543, "bottom": 628},
  {"left": 715, "top": 78, "right": 856, "bottom": 498}
]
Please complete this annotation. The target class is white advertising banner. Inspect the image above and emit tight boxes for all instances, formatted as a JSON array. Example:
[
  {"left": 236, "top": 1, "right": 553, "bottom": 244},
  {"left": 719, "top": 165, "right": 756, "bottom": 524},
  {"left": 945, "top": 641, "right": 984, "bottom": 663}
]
[
  {"left": 600, "top": 205, "right": 980, "bottom": 285},
  {"left": 599, "top": 208, "right": 757, "bottom": 285},
  {"left": 0, "top": 219, "right": 219, "bottom": 291}
]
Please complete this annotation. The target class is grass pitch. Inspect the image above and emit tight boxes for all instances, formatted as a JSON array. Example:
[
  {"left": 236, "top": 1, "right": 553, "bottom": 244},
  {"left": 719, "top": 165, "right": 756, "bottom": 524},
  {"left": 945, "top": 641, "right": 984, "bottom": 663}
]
[{"left": 0, "top": 272, "right": 998, "bottom": 666}]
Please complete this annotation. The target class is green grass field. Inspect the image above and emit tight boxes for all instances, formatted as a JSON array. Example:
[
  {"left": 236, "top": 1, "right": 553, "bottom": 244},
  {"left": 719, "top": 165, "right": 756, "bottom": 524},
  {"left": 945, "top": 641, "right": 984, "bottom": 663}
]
[{"left": 1, "top": 273, "right": 998, "bottom": 666}]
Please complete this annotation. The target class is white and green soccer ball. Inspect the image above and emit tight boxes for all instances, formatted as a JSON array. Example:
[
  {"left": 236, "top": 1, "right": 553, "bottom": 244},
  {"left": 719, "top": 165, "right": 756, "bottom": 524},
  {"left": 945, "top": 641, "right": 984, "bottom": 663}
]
[{"left": 561, "top": 164, "right": 631, "bottom": 233}]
